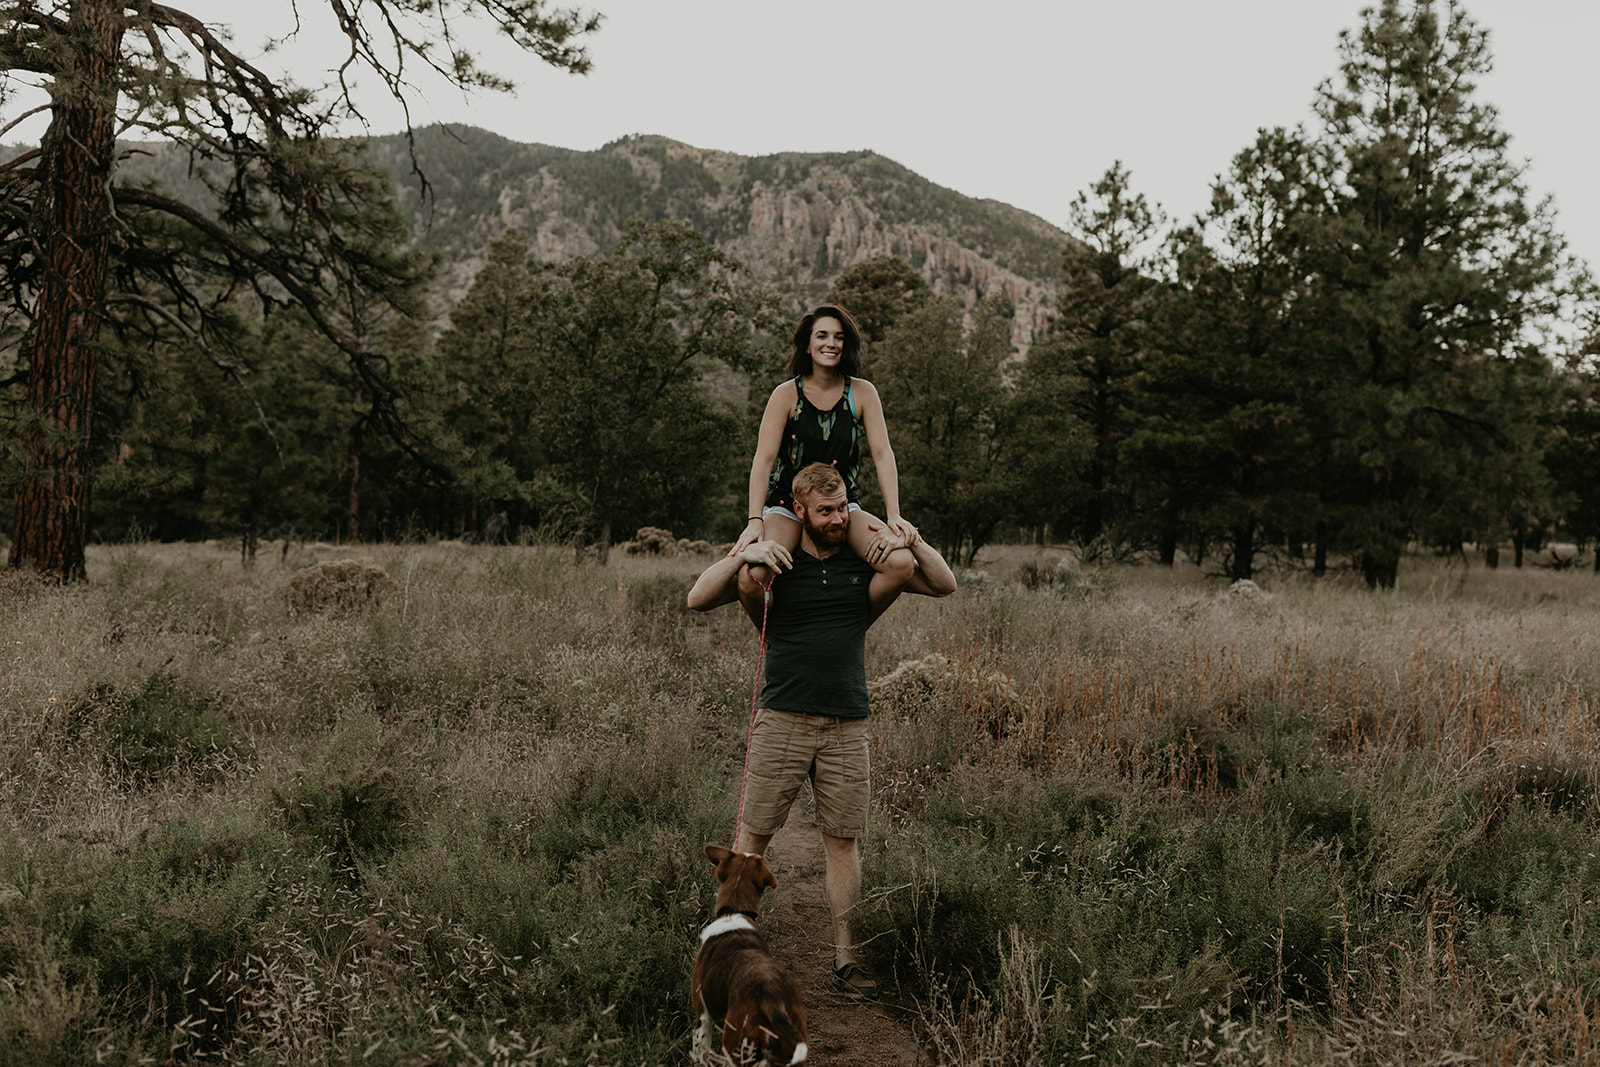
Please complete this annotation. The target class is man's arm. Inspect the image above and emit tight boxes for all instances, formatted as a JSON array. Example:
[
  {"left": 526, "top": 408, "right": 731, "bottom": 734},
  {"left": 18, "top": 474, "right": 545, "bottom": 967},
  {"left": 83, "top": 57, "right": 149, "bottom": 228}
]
[
  {"left": 867, "top": 527, "right": 956, "bottom": 622},
  {"left": 903, "top": 537, "right": 958, "bottom": 597},
  {"left": 688, "top": 540, "right": 794, "bottom": 624}
]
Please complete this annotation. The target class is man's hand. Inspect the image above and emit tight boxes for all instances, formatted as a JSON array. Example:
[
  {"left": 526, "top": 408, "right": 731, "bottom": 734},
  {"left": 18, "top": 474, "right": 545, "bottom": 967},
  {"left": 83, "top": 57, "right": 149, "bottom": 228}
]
[{"left": 688, "top": 539, "right": 796, "bottom": 614}]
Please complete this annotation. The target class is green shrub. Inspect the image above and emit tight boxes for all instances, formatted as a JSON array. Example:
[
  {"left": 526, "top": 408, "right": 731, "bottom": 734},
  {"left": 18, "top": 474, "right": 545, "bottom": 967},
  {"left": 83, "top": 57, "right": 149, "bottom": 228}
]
[
  {"left": 272, "top": 716, "right": 422, "bottom": 861},
  {"left": 70, "top": 671, "right": 243, "bottom": 785},
  {"left": 0, "top": 932, "right": 101, "bottom": 1067}
]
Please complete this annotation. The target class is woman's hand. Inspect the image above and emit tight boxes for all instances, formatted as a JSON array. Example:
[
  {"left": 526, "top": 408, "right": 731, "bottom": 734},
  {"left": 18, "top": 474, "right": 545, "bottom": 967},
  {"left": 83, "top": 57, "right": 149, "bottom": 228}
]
[
  {"left": 884, "top": 516, "right": 919, "bottom": 548},
  {"left": 738, "top": 539, "right": 793, "bottom": 574},
  {"left": 728, "top": 517, "right": 765, "bottom": 557},
  {"left": 863, "top": 517, "right": 919, "bottom": 564}
]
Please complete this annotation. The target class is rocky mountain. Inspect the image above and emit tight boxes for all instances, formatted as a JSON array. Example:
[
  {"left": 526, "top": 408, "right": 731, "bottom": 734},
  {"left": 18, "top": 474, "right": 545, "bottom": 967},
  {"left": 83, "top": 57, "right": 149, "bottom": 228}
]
[
  {"left": 9, "top": 126, "right": 1069, "bottom": 352},
  {"left": 366, "top": 126, "right": 1068, "bottom": 353}
]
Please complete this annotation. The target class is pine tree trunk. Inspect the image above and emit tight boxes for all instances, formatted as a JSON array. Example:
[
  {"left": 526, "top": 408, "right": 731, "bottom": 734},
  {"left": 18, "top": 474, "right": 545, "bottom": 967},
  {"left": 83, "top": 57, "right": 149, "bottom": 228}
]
[
  {"left": 1231, "top": 519, "right": 1255, "bottom": 582},
  {"left": 1158, "top": 493, "right": 1178, "bottom": 567},
  {"left": 1230, "top": 466, "right": 1257, "bottom": 581},
  {"left": 345, "top": 421, "right": 363, "bottom": 546},
  {"left": 8, "top": 2, "right": 123, "bottom": 581}
]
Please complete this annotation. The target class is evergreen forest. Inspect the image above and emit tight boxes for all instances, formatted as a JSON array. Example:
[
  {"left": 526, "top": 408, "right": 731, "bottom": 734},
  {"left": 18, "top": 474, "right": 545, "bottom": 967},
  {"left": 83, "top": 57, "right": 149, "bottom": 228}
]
[{"left": 2, "top": 0, "right": 1596, "bottom": 587}]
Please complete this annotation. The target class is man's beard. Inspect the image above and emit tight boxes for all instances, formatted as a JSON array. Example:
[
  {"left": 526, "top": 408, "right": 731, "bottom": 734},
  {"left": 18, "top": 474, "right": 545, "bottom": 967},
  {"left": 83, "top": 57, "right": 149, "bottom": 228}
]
[{"left": 804, "top": 516, "right": 848, "bottom": 549}]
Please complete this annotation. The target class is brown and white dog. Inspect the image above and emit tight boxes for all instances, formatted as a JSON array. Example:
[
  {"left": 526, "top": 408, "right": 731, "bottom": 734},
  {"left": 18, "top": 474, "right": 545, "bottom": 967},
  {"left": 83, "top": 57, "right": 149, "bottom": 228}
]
[{"left": 691, "top": 844, "right": 808, "bottom": 1066}]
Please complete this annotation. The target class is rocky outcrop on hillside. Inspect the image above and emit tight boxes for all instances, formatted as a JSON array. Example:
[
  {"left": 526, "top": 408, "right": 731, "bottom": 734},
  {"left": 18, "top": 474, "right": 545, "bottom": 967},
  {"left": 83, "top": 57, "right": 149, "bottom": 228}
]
[{"left": 370, "top": 127, "right": 1067, "bottom": 354}]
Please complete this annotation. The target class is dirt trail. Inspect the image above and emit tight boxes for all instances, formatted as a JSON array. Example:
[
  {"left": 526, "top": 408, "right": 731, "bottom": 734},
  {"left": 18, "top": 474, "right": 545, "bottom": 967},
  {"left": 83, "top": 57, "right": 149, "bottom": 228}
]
[{"left": 755, "top": 803, "right": 922, "bottom": 1067}]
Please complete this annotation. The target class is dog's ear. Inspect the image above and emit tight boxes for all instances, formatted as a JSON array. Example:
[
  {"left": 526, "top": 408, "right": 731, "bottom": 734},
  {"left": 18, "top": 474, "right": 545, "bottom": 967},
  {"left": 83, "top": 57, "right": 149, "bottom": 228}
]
[
  {"left": 757, "top": 857, "right": 778, "bottom": 890},
  {"left": 704, "top": 843, "right": 733, "bottom": 866}
]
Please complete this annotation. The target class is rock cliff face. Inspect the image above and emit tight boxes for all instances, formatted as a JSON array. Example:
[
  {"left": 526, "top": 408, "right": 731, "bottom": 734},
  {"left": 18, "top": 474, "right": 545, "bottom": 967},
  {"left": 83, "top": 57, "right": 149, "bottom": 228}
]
[{"left": 371, "top": 128, "right": 1067, "bottom": 354}]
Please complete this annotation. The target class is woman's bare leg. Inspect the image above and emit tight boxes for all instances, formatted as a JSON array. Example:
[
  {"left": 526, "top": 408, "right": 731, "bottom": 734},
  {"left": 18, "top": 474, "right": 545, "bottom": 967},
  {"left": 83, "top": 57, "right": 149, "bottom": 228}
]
[
  {"left": 748, "top": 513, "right": 800, "bottom": 586},
  {"left": 848, "top": 508, "right": 915, "bottom": 596}
]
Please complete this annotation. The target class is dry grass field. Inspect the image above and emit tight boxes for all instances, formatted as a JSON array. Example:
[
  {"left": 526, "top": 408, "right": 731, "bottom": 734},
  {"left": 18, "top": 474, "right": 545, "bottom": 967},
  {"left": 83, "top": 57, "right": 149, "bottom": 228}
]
[{"left": 2, "top": 539, "right": 1598, "bottom": 1065}]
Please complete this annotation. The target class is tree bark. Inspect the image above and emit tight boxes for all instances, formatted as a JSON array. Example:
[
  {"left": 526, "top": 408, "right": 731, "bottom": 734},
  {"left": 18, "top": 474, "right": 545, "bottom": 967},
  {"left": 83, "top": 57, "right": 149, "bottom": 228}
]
[
  {"left": 1157, "top": 493, "right": 1178, "bottom": 567},
  {"left": 8, "top": 2, "right": 123, "bottom": 581},
  {"left": 345, "top": 399, "right": 364, "bottom": 546},
  {"left": 1230, "top": 519, "right": 1255, "bottom": 582}
]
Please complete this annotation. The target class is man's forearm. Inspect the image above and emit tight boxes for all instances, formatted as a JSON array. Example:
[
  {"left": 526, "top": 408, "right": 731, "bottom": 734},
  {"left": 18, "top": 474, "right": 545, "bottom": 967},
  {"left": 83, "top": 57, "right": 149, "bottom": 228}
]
[
  {"left": 687, "top": 554, "right": 745, "bottom": 611},
  {"left": 687, "top": 540, "right": 795, "bottom": 612},
  {"left": 908, "top": 537, "right": 957, "bottom": 597}
]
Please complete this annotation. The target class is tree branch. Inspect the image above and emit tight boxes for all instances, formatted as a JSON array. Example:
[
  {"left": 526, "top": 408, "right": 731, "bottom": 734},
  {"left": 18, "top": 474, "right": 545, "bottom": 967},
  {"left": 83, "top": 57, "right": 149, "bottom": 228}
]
[
  {"left": 105, "top": 291, "right": 287, "bottom": 464},
  {"left": 112, "top": 183, "right": 446, "bottom": 476}
]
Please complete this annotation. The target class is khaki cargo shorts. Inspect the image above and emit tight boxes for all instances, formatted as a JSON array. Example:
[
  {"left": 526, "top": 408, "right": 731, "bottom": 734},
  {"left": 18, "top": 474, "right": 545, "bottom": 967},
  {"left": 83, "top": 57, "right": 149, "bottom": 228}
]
[{"left": 740, "top": 708, "right": 870, "bottom": 839}]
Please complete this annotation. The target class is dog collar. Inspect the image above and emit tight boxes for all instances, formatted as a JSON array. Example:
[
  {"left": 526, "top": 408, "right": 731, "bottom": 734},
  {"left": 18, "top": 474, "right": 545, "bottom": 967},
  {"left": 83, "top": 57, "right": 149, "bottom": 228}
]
[{"left": 699, "top": 914, "right": 756, "bottom": 942}]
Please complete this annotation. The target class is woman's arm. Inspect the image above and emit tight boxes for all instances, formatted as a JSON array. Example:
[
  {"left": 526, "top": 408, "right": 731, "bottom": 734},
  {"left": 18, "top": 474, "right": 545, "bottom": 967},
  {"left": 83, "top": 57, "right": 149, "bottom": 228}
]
[
  {"left": 856, "top": 380, "right": 913, "bottom": 539},
  {"left": 730, "top": 384, "right": 793, "bottom": 556}
]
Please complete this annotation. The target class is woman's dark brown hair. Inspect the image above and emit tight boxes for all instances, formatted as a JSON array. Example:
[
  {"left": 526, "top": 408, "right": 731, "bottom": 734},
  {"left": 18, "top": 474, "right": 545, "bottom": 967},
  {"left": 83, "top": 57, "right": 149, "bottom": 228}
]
[{"left": 787, "top": 304, "right": 863, "bottom": 377}]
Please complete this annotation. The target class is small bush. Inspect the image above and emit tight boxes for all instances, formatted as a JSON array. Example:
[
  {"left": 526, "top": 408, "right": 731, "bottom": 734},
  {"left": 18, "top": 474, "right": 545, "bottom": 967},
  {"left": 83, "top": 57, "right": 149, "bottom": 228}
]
[
  {"left": 281, "top": 559, "right": 397, "bottom": 616},
  {"left": 70, "top": 672, "right": 242, "bottom": 785},
  {"left": 273, "top": 717, "right": 422, "bottom": 860},
  {"left": 0, "top": 932, "right": 100, "bottom": 1067},
  {"left": 623, "top": 526, "right": 680, "bottom": 555}
]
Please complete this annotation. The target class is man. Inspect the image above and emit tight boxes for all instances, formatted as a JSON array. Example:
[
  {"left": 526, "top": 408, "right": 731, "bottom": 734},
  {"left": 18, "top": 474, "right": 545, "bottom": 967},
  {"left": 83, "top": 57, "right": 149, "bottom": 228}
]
[{"left": 688, "top": 462, "right": 956, "bottom": 995}]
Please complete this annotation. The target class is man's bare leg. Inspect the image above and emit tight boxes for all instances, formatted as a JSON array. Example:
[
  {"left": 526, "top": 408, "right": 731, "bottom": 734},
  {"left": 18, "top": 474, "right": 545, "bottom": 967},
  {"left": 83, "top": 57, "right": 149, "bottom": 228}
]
[
  {"left": 735, "top": 828, "right": 773, "bottom": 856},
  {"left": 822, "top": 832, "right": 861, "bottom": 968}
]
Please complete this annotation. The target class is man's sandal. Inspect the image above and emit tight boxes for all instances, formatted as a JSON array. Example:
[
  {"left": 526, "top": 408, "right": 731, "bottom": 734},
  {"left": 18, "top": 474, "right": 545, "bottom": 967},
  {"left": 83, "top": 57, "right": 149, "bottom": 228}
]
[{"left": 833, "top": 962, "right": 878, "bottom": 997}]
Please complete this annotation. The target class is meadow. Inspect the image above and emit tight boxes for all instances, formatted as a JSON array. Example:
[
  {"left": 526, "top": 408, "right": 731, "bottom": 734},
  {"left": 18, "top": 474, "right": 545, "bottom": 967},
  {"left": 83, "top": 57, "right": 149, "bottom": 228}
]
[{"left": 2, "top": 539, "right": 1599, "bottom": 1065}]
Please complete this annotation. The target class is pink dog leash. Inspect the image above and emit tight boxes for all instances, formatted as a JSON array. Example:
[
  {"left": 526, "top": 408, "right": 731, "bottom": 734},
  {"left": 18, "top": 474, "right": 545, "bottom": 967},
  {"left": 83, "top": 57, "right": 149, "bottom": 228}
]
[{"left": 733, "top": 568, "right": 776, "bottom": 845}]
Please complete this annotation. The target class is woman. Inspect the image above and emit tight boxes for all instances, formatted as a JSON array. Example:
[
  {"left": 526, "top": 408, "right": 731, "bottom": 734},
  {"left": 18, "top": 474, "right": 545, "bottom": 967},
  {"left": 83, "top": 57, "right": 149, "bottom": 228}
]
[{"left": 729, "top": 304, "right": 915, "bottom": 574}]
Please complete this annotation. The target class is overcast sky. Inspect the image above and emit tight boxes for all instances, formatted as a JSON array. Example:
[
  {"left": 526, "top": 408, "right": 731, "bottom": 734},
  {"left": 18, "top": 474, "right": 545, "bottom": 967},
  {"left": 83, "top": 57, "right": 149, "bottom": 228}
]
[{"left": 8, "top": 1, "right": 1597, "bottom": 274}]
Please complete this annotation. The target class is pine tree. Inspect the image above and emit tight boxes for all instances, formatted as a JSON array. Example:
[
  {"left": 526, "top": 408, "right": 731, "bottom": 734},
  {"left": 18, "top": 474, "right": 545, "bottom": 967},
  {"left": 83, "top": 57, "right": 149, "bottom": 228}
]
[
  {"left": 825, "top": 255, "right": 930, "bottom": 346},
  {"left": 433, "top": 228, "right": 543, "bottom": 537},
  {"left": 871, "top": 292, "right": 1015, "bottom": 565},
  {"left": 516, "top": 218, "right": 781, "bottom": 557},
  {"left": 1135, "top": 128, "right": 1326, "bottom": 578},
  {"left": 0, "top": 0, "right": 598, "bottom": 579},
  {"left": 1311, "top": 0, "right": 1577, "bottom": 587},
  {"left": 1018, "top": 162, "right": 1164, "bottom": 551}
]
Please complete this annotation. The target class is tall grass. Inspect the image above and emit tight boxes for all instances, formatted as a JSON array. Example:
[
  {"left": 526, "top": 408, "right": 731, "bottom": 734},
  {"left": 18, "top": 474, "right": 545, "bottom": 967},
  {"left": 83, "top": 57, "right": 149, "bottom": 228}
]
[
  {"left": 862, "top": 550, "right": 1600, "bottom": 1065},
  {"left": 1, "top": 542, "right": 1598, "bottom": 1064}
]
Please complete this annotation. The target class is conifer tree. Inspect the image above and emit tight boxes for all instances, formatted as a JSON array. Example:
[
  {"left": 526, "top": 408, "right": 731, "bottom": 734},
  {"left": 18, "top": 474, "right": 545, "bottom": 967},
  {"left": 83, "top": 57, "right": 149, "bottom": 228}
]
[
  {"left": 433, "top": 228, "right": 543, "bottom": 536},
  {"left": 1311, "top": 0, "right": 1576, "bottom": 587},
  {"left": 0, "top": 0, "right": 599, "bottom": 579},
  {"left": 825, "top": 254, "right": 930, "bottom": 345},
  {"left": 500, "top": 218, "right": 780, "bottom": 557},
  {"left": 1136, "top": 128, "right": 1326, "bottom": 578},
  {"left": 871, "top": 292, "right": 1015, "bottom": 565},
  {"left": 1018, "top": 162, "right": 1163, "bottom": 552}
]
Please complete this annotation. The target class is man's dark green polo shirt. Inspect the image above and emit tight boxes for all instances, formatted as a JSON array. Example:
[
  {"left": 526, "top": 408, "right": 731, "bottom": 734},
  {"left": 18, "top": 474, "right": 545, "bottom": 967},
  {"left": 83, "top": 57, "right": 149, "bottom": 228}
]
[{"left": 759, "top": 546, "right": 874, "bottom": 719}]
